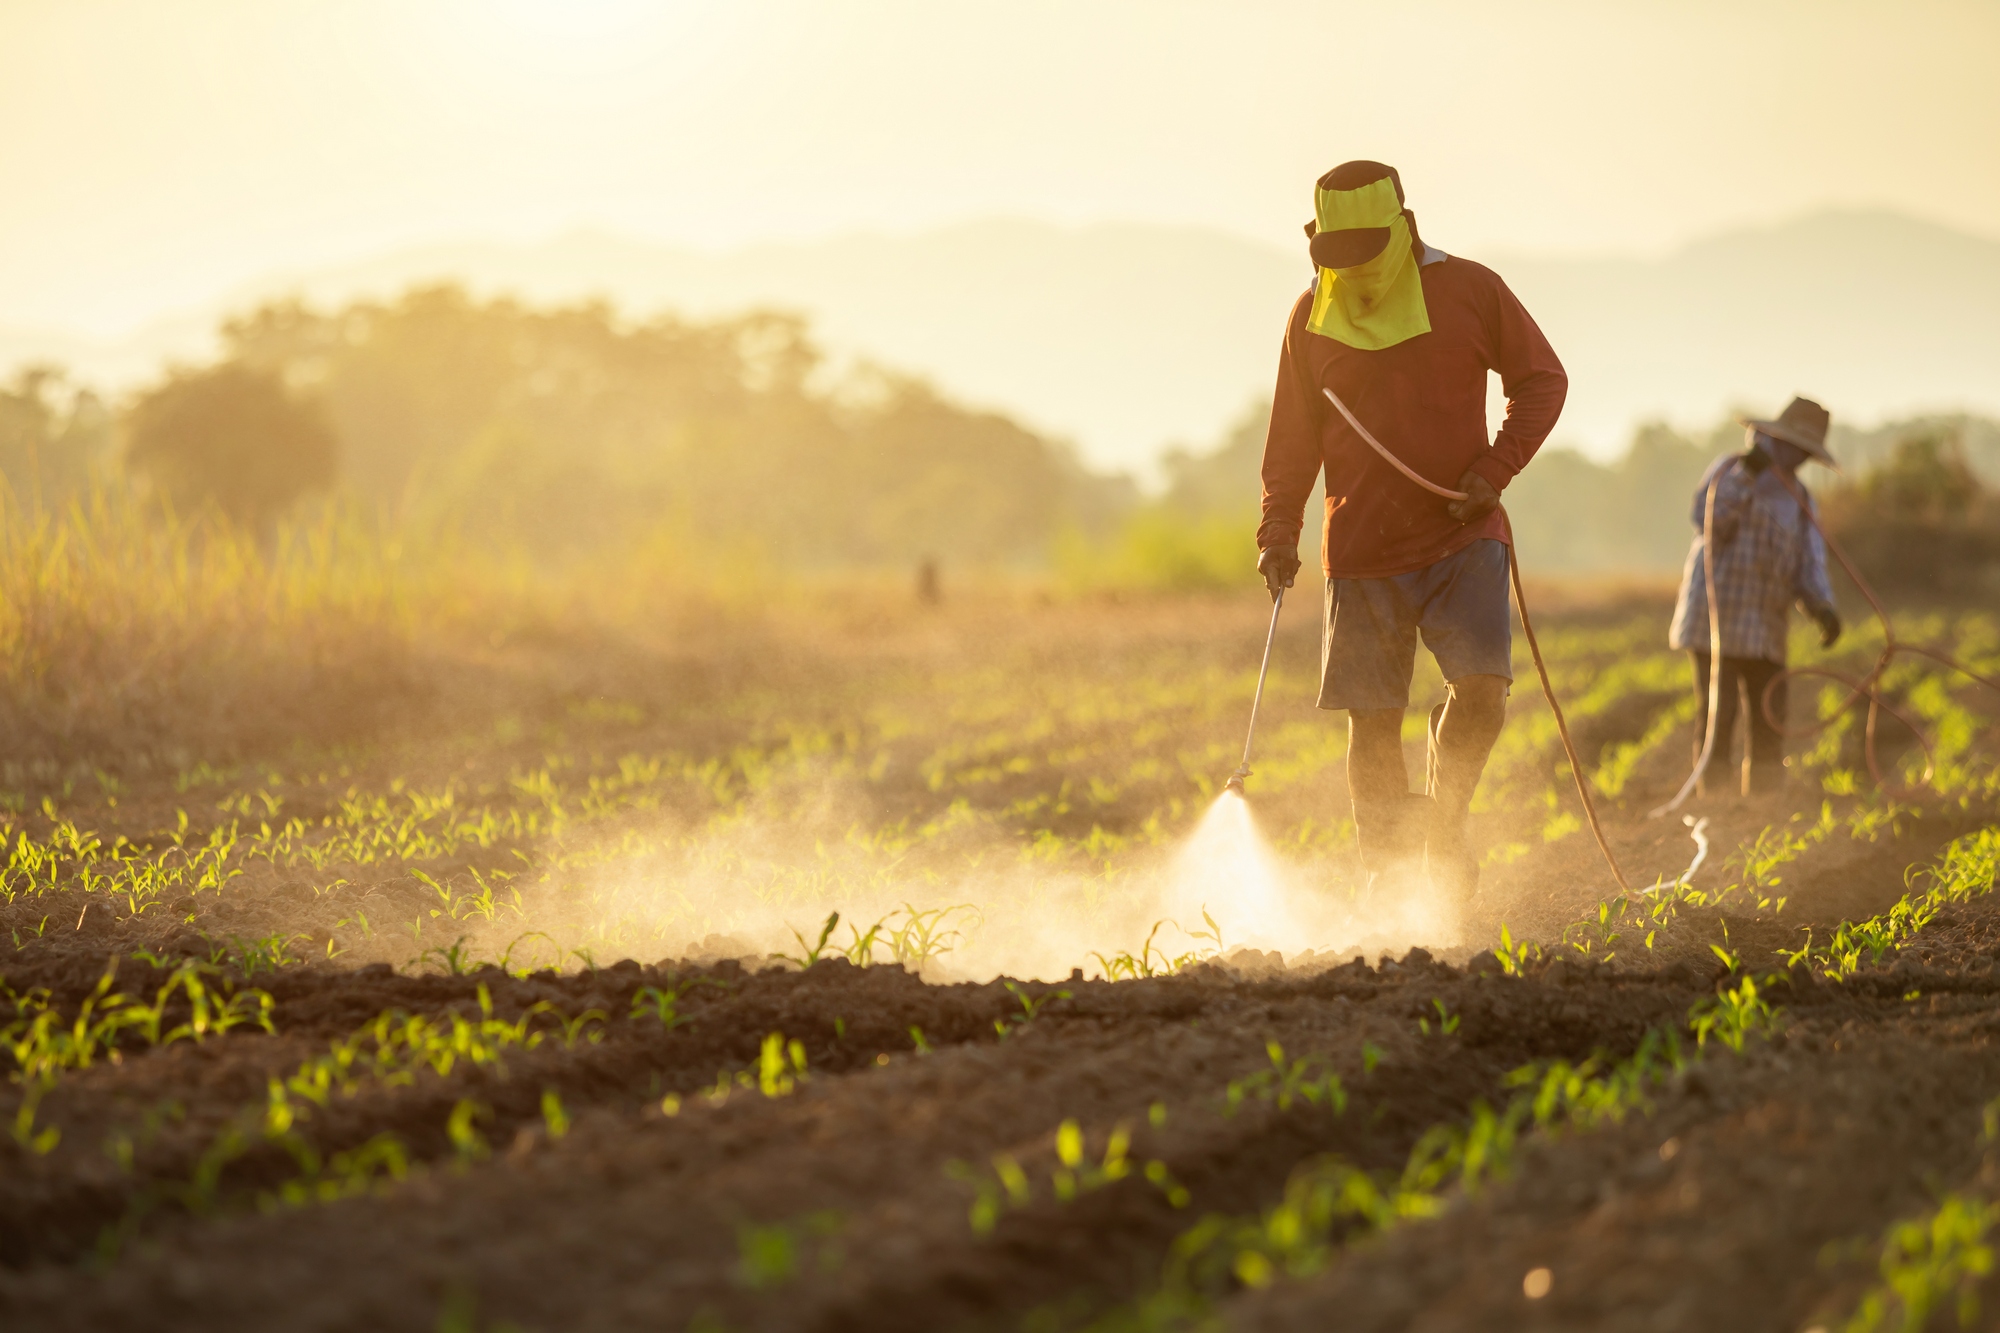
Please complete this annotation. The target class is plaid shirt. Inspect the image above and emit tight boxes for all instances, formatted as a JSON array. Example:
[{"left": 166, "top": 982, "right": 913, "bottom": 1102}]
[{"left": 1668, "top": 454, "right": 1835, "bottom": 664}]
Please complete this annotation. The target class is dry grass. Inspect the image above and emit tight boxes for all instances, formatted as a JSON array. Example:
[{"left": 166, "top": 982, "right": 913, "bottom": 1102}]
[{"left": 0, "top": 484, "right": 431, "bottom": 783}]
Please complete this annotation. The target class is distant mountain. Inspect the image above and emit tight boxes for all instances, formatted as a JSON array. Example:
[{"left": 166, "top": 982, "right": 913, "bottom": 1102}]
[
  {"left": 1490, "top": 210, "right": 2000, "bottom": 457},
  {"left": 3, "top": 209, "right": 1997, "bottom": 476}
]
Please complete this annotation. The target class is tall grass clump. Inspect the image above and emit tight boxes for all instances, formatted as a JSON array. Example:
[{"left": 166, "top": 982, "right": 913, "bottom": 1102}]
[
  {"left": 0, "top": 481, "right": 427, "bottom": 780},
  {"left": 1053, "top": 507, "right": 1260, "bottom": 594}
]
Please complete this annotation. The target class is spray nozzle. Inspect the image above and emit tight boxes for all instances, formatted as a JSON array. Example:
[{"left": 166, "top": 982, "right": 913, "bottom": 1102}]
[{"left": 1223, "top": 765, "right": 1250, "bottom": 796}]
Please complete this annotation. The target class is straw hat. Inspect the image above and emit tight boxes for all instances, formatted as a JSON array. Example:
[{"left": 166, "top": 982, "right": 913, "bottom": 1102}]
[{"left": 1742, "top": 396, "right": 1836, "bottom": 466}]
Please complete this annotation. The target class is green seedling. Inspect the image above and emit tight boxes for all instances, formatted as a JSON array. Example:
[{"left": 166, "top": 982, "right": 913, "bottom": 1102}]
[
  {"left": 775, "top": 912, "right": 841, "bottom": 968},
  {"left": 1840, "top": 1099, "right": 2000, "bottom": 1333},
  {"left": 733, "top": 1211, "right": 842, "bottom": 1290},
  {"left": 994, "top": 981, "right": 1071, "bottom": 1040},
  {"left": 947, "top": 1154, "right": 1034, "bottom": 1235},
  {"left": 1494, "top": 924, "right": 1540, "bottom": 977},
  {"left": 446, "top": 1099, "right": 491, "bottom": 1163},
  {"left": 421, "top": 936, "right": 477, "bottom": 977},
  {"left": 499, "top": 930, "right": 556, "bottom": 977},
  {"left": 12, "top": 1079, "right": 59, "bottom": 1154},
  {"left": 1187, "top": 906, "right": 1225, "bottom": 957},
  {"left": 697, "top": 1032, "right": 811, "bottom": 1106},
  {"left": 202, "top": 932, "right": 305, "bottom": 977},
  {"left": 630, "top": 979, "right": 704, "bottom": 1029},
  {"left": 757, "top": 1033, "right": 808, "bottom": 1097},
  {"left": 949, "top": 1118, "right": 1184, "bottom": 1234},
  {"left": 1225, "top": 1043, "right": 1347, "bottom": 1115},
  {"left": 1417, "top": 999, "right": 1460, "bottom": 1037},
  {"left": 540, "top": 1089, "right": 570, "bottom": 1140},
  {"left": 1795, "top": 828, "right": 2000, "bottom": 980},
  {"left": 1690, "top": 973, "right": 1778, "bottom": 1053},
  {"left": 842, "top": 915, "right": 888, "bottom": 967},
  {"left": 1561, "top": 898, "right": 1624, "bottom": 959},
  {"left": 885, "top": 903, "right": 975, "bottom": 968},
  {"left": 1504, "top": 1027, "right": 1684, "bottom": 1134},
  {"left": 1091, "top": 920, "right": 1200, "bottom": 981},
  {"left": 267, "top": 1132, "right": 409, "bottom": 1209},
  {"left": 556, "top": 1008, "right": 607, "bottom": 1049}
]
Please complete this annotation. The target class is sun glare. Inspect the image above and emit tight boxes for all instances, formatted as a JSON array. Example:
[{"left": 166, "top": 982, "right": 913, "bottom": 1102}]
[{"left": 407, "top": 0, "right": 701, "bottom": 90}]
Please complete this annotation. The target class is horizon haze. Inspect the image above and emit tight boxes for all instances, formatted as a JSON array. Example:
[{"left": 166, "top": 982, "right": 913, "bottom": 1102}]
[{"left": 6, "top": 207, "right": 1998, "bottom": 476}]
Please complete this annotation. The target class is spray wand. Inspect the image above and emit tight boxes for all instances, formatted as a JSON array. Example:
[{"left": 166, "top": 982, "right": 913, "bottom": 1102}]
[{"left": 1223, "top": 587, "right": 1286, "bottom": 796}]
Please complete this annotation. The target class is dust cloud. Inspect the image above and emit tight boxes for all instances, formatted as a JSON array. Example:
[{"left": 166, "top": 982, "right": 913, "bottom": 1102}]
[{"left": 433, "top": 785, "right": 1474, "bottom": 984}]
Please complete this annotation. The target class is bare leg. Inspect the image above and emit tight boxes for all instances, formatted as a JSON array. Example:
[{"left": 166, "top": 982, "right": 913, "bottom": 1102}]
[
  {"left": 1431, "top": 675, "right": 1507, "bottom": 810},
  {"left": 1348, "top": 708, "right": 1424, "bottom": 896},
  {"left": 1347, "top": 708, "right": 1409, "bottom": 802}
]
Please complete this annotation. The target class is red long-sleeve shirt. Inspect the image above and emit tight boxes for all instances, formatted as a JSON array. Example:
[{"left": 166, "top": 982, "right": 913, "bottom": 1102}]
[{"left": 1257, "top": 251, "right": 1567, "bottom": 579}]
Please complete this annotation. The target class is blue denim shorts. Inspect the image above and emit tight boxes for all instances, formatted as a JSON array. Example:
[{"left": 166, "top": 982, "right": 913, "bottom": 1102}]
[{"left": 1318, "top": 539, "right": 1514, "bottom": 712}]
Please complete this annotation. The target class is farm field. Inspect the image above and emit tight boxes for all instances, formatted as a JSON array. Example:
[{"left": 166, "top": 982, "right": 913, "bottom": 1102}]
[{"left": 3, "top": 581, "right": 1999, "bottom": 1332}]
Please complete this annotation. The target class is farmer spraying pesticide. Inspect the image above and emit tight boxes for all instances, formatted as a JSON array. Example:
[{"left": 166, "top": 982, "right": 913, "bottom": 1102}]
[
  {"left": 1253, "top": 161, "right": 1568, "bottom": 911},
  {"left": 1667, "top": 397, "right": 1842, "bottom": 798}
]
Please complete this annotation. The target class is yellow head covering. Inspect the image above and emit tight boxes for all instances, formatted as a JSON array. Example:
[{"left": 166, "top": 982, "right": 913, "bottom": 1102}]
[{"left": 1305, "top": 176, "right": 1431, "bottom": 350}]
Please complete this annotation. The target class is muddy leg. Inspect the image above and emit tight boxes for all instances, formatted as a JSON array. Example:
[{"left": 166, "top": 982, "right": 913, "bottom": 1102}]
[
  {"left": 1349, "top": 709, "right": 1425, "bottom": 897},
  {"left": 1426, "top": 674, "right": 1507, "bottom": 905}
]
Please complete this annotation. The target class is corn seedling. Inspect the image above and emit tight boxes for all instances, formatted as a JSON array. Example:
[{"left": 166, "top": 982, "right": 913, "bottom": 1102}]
[
  {"left": 948, "top": 1119, "right": 1185, "bottom": 1234},
  {"left": 884, "top": 903, "right": 979, "bottom": 970},
  {"left": 775, "top": 912, "right": 841, "bottom": 968},
  {"left": 1090, "top": 920, "right": 1198, "bottom": 981},
  {"left": 733, "top": 1211, "right": 843, "bottom": 1290},
  {"left": 1689, "top": 974, "right": 1779, "bottom": 1054},
  {"left": 420, "top": 936, "right": 479, "bottom": 976},
  {"left": 1841, "top": 1195, "right": 2000, "bottom": 1333},
  {"left": 540, "top": 1089, "right": 571, "bottom": 1140},
  {"left": 1505, "top": 1027, "right": 1685, "bottom": 1134},
  {"left": 446, "top": 1099, "right": 491, "bottom": 1163},
  {"left": 1799, "top": 828, "right": 2000, "bottom": 980},
  {"left": 757, "top": 1032, "right": 808, "bottom": 1096},
  {"left": 1561, "top": 898, "right": 1625, "bottom": 959},
  {"left": 630, "top": 979, "right": 707, "bottom": 1029},
  {"left": 1494, "top": 924, "right": 1540, "bottom": 977},
  {"left": 266, "top": 1132, "right": 410, "bottom": 1210},
  {"left": 1224, "top": 1043, "right": 1348, "bottom": 1115},
  {"left": 994, "top": 981, "right": 1070, "bottom": 1040},
  {"left": 1841, "top": 1095, "right": 2000, "bottom": 1332}
]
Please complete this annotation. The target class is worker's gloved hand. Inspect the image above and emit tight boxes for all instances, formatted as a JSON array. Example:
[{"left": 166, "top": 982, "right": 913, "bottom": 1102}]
[
  {"left": 1810, "top": 603, "right": 1843, "bottom": 649},
  {"left": 1445, "top": 470, "right": 1500, "bottom": 524},
  {"left": 1257, "top": 546, "right": 1300, "bottom": 601}
]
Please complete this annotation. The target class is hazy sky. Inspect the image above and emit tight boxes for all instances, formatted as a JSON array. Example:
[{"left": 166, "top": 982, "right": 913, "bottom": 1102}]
[{"left": 5, "top": 0, "right": 1999, "bottom": 334}]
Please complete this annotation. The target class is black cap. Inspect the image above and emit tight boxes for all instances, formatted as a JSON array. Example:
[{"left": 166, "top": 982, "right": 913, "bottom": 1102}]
[{"left": 1304, "top": 161, "right": 1404, "bottom": 268}]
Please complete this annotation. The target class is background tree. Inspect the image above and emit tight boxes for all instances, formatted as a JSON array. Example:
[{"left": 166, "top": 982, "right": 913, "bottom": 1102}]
[
  {"left": 1821, "top": 431, "right": 2000, "bottom": 599},
  {"left": 216, "top": 286, "right": 1133, "bottom": 565},
  {"left": 0, "top": 365, "right": 111, "bottom": 506},
  {"left": 122, "top": 362, "right": 337, "bottom": 531}
]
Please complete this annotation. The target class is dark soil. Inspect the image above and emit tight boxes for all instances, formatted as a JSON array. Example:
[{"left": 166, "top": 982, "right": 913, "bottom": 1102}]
[
  {"left": 3, "top": 874, "right": 1999, "bottom": 1331},
  {"left": 2, "top": 589, "right": 1996, "bottom": 1331}
]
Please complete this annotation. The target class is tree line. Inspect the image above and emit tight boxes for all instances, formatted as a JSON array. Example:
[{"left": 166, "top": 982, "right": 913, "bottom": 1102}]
[
  {"left": 1148, "top": 400, "right": 2000, "bottom": 593},
  {"left": 1, "top": 286, "right": 1133, "bottom": 567},
  {"left": 3, "top": 285, "right": 1996, "bottom": 589}
]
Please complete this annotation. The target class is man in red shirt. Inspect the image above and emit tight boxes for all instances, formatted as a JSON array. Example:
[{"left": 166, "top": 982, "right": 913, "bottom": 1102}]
[{"left": 1256, "top": 160, "right": 1567, "bottom": 909}]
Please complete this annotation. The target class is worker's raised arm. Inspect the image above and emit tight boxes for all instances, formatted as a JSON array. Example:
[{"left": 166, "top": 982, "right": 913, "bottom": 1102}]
[
  {"left": 1256, "top": 297, "right": 1325, "bottom": 555},
  {"left": 1469, "top": 275, "right": 1566, "bottom": 493}
]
